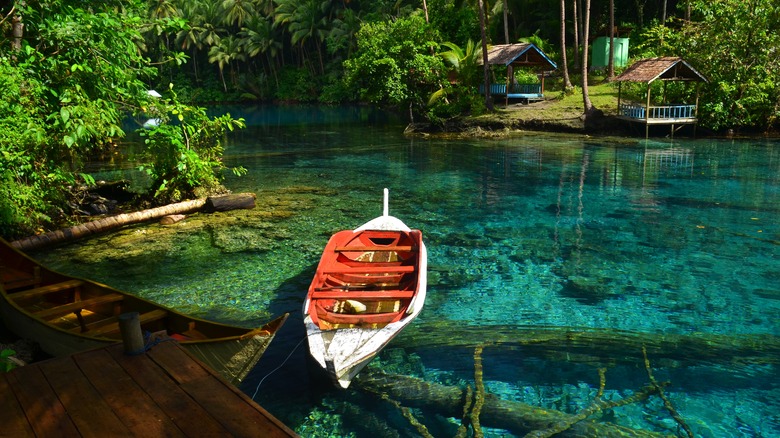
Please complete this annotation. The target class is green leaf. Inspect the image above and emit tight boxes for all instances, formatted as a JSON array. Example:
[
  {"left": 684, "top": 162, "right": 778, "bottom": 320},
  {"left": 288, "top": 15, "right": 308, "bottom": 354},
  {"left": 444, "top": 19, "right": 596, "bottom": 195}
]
[{"left": 60, "top": 107, "right": 70, "bottom": 123}]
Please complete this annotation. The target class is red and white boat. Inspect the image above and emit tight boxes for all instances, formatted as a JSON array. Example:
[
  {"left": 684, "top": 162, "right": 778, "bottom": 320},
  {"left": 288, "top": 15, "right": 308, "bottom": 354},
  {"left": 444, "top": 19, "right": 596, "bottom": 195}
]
[{"left": 303, "top": 188, "right": 427, "bottom": 388}]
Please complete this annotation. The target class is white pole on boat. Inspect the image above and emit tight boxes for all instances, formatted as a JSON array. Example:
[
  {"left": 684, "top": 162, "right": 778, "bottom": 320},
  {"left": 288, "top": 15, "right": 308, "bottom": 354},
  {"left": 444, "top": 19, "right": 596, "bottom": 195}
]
[{"left": 383, "top": 188, "right": 389, "bottom": 217}]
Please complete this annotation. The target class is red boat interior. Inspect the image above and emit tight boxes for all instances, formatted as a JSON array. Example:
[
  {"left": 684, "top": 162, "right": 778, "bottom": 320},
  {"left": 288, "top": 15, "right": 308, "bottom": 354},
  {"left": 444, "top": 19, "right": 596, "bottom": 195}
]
[{"left": 308, "top": 229, "right": 422, "bottom": 330}]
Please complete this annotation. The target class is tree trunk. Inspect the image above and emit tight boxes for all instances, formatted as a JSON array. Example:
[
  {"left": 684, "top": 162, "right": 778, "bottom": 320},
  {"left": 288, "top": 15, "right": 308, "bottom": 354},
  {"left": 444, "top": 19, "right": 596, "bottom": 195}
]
[
  {"left": 10, "top": 193, "right": 258, "bottom": 251},
  {"left": 573, "top": 0, "right": 581, "bottom": 69},
  {"left": 661, "top": 0, "right": 668, "bottom": 23},
  {"left": 355, "top": 370, "right": 669, "bottom": 437},
  {"left": 560, "top": 0, "right": 573, "bottom": 89},
  {"left": 503, "top": 0, "right": 509, "bottom": 43},
  {"left": 478, "top": 0, "right": 494, "bottom": 111},
  {"left": 11, "top": 4, "right": 24, "bottom": 51},
  {"left": 607, "top": 0, "right": 615, "bottom": 80},
  {"left": 581, "top": 0, "right": 594, "bottom": 112},
  {"left": 399, "top": 322, "right": 780, "bottom": 367},
  {"left": 203, "top": 193, "right": 256, "bottom": 212}
]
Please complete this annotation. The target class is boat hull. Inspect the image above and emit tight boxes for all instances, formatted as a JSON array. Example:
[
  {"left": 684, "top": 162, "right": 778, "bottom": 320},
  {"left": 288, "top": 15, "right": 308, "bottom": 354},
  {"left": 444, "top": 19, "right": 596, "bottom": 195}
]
[
  {"left": 303, "top": 190, "right": 427, "bottom": 388},
  {"left": 0, "top": 237, "right": 287, "bottom": 386}
]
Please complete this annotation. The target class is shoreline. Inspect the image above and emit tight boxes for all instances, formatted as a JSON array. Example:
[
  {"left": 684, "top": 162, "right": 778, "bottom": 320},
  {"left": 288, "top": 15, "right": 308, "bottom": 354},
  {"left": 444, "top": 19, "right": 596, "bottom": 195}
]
[{"left": 406, "top": 98, "right": 779, "bottom": 139}]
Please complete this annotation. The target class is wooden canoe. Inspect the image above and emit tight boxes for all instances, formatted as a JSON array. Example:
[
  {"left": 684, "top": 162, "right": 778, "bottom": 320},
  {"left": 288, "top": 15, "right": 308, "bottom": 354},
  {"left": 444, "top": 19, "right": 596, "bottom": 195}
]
[
  {"left": 303, "top": 189, "right": 427, "bottom": 388},
  {"left": 0, "top": 237, "right": 288, "bottom": 386}
]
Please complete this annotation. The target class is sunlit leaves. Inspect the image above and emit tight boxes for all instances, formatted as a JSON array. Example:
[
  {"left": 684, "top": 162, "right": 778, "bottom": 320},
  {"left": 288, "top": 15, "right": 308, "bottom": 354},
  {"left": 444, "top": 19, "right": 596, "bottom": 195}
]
[{"left": 344, "top": 15, "right": 446, "bottom": 116}]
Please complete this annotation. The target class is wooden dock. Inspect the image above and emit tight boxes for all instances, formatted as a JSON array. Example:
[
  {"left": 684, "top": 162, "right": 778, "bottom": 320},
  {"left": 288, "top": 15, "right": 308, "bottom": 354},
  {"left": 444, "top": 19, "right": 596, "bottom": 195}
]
[{"left": 1, "top": 341, "right": 298, "bottom": 437}]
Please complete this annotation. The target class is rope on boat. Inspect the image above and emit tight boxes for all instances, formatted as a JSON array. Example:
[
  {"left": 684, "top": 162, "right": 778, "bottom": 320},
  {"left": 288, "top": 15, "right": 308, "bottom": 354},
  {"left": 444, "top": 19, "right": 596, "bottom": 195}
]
[
  {"left": 251, "top": 335, "right": 307, "bottom": 400},
  {"left": 125, "top": 330, "right": 176, "bottom": 356}
]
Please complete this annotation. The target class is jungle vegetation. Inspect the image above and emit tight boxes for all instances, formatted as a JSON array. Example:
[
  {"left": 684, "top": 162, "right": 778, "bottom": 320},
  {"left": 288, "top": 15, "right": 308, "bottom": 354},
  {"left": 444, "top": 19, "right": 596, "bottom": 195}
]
[{"left": 1, "top": 0, "right": 778, "bottom": 237}]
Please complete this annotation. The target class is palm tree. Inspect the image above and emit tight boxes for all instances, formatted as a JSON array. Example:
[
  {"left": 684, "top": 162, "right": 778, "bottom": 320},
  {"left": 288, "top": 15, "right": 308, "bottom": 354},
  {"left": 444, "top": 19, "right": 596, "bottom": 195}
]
[
  {"left": 208, "top": 38, "right": 231, "bottom": 91},
  {"left": 329, "top": 8, "right": 361, "bottom": 58},
  {"left": 239, "top": 15, "right": 283, "bottom": 85},
  {"left": 477, "top": 0, "right": 493, "bottom": 111},
  {"left": 560, "top": 0, "right": 573, "bottom": 90},
  {"left": 581, "top": 0, "right": 594, "bottom": 113},
  {"left": 274, "top": 0, "right": 331, "bottom": 75},
  {"left": 220, "top": 0, "right": 252, "bottom": 27},
  {"left": 607, "top": 0, "right": 615, "bottom": 80}
]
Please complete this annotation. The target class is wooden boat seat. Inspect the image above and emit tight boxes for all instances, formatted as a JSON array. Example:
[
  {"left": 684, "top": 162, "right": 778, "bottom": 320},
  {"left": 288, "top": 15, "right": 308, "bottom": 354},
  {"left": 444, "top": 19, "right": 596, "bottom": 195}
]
[
  {"left": 322, "top": 265, "right": 415, "bottom": 275},
  {"left": 311, "top": 290, "right": 414, "bottom": 300},
  {"left": 0, "top": 266, "right": 41, "bottom": 291},
  {"left": 9, "top": 279, "right": 84, "bottom": 302},
  {"left": 34, "top": 293, "right": 124, "bottom": 320},
  {"left": 73, "top": 309, "right": 169, "bottom": 336},
  {"left": 334, "top": 246, "right": 416, "bottom": 252}
]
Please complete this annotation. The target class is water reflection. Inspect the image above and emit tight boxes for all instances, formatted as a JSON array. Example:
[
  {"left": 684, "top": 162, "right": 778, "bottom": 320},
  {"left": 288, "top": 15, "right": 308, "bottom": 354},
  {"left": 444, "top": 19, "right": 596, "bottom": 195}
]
[{"left": 32, "top": 106, "right": 780, "bottom": 437}]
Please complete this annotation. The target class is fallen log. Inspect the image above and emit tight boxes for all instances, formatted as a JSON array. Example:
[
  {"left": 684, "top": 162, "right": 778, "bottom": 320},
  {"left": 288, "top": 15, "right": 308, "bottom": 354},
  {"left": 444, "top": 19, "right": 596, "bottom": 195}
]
[
  {"left": 203, "top": 193, "right": 256, "bottom": 212},
  {"left": 10, "top": 193, "right": 257, "bottom": 251},
  {"left": 355, "top": 370, "right": 672, "bottom": 438},
  {"left": 398, "top": 322, "right": 780, "bottom": 368}
]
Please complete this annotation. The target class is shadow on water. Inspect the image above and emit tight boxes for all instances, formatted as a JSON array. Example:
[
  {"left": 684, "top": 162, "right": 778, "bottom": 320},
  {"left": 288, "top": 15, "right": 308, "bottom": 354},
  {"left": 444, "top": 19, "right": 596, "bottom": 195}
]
[{"left": 241, "top": 263, "right": 333, "bottom": 409}]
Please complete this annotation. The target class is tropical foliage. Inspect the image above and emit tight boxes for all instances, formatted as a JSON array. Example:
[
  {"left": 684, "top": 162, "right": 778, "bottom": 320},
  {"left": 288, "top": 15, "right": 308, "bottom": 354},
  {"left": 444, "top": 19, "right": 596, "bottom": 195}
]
[
  {"left": 0, "top": 1, "right": 243, "bottom": 237},
  {"left": 344, "top": 15, "right": 446, "bottom": 122},
  {"left": 635, "top": 0, "right": 780, "bottom": 131},
  {"left": 1, "top": 0, "right": 779, "bottom": 237}
]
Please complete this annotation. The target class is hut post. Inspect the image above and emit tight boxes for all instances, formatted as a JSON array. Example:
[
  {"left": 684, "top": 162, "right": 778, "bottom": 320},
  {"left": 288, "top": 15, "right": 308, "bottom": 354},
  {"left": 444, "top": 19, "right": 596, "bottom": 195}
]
[
  {"left": 505, "top": 65, "right": 512, "bottom": 107},
  {"left": 662, "top": 81, "right": 668, "bottom": 104},
  {"left": 694, "top": 82, "right": 701, "bottom": 137},
  {"left": 645, "top": 83, "right": 652, "bottom": 138}
]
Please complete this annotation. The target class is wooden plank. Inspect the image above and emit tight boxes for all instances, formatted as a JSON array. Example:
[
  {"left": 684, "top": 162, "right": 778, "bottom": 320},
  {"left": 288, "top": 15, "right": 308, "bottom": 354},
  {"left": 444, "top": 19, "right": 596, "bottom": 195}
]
[
  {"left": 0, "top": 375, "right": 35, "bottom": 438},
  {"left": 0, "top": 266, "right": 40, "bottom": 290},
  {"left": 311, "top": 290, "right": 415, "bottom": 299},
  {"left": 180, "top": 374, "right": 296, "bottom": 438},
  {"left": 34, "top": 293, "right": 124, "bottom": 319},
  {"left": 146, "top": 340, "right": 211, "bottom": 384},
  {"left": 4, "top": 361, "right": 81, "bottom": 437},
  {"left": 323, "top": 265, "right": 415, "bottom": 274},
  {"left": 334, "top": 245, "right": 415, "bottom": 252},
  {"left": 38, "top": 356, "right": 132, "bottom": 437},
  {"left": 73, "top": 348, "right": 186, "bottom": 437},
  {"left": 83, "top": 309, "right": 168, "bottom": 336},
  {"left": 107, "top": 344, "right": 232, "bottom": 436},
  {"left": 9, "top": 279, "right": 84, "bottom": 301}
]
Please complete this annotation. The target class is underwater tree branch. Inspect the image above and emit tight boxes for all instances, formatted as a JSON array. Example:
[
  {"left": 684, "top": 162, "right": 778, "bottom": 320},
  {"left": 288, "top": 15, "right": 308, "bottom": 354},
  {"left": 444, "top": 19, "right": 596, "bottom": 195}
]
[
  {"left": 471, "top": 345, "right": 485, "bottom": 438},
  {"left": 643, "top": 346, "right": 695, "bottom": 438}
]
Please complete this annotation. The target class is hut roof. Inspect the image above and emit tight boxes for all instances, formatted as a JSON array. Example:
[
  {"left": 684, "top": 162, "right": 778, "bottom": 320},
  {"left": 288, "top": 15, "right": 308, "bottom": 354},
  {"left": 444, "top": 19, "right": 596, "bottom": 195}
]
[
  {"left": 479, "top": 43, "right": 557, "bottom": 70},
  {"left": 614, "top": 57, "right": 708, "bottom": 83}
]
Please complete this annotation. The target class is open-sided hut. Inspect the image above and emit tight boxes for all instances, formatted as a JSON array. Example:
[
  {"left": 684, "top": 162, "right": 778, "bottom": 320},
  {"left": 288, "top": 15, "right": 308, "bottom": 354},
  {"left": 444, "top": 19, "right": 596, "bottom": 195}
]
[
  {"left": 614, "top": 57, "right": 708, "bottom": 137},
  {"left": 478, "top": 43, "right": 558, "bottom": 105}
]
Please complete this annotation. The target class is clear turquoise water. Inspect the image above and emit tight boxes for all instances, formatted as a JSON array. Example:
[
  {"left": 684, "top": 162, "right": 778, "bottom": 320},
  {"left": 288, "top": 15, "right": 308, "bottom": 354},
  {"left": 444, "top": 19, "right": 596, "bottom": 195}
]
[{"left": 34, "top": 106, "right": 779, "bottom": 437}]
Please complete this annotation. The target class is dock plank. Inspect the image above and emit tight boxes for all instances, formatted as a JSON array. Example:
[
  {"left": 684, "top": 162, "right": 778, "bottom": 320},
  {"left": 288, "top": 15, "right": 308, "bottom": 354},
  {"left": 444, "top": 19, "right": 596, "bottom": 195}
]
[
  {"left": 181, "top": 374, "right": 296, "bottom": 438},
  {"left": 3, "top": 340, "right": 297, "bottom": 438},
  {"left": 106, "top": 343, "right": 234, "bottom": 437},
  {"left": 38, "top": 356, "right": 132, "bottom": 437},
  {"left": 73, "top": 348, "right": 186, "bottom": 437},
  {"left": 4, "top": 363, "right": 80, "bottom": 437},
  {"left": 146, "top": 339, "right": 212, "bottom": 384},
  {"left": 0, "top": 375, "right": 35, "bottom": 437}
]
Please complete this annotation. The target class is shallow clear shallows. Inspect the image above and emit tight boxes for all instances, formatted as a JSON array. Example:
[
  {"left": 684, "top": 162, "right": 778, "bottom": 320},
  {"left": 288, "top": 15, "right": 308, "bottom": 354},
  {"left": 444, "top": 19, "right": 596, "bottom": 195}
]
[{"left": 36, "top": 105, "right": 779, "bottom": 437}]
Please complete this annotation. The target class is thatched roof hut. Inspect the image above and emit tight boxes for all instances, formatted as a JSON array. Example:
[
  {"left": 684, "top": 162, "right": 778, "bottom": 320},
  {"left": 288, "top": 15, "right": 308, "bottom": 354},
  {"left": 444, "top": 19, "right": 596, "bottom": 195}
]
[
  {"left": 614, "top": 57, "right": 708, "bottom": 137},
  {"left": 614, "top": 57, "right": 707, "bottom": 84}
]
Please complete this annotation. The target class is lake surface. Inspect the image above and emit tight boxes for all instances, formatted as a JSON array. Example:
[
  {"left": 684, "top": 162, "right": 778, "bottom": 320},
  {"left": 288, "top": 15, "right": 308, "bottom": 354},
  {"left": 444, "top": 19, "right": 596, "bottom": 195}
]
[{"left": 34, "top": 105, "right": 779, "bottom": 437}]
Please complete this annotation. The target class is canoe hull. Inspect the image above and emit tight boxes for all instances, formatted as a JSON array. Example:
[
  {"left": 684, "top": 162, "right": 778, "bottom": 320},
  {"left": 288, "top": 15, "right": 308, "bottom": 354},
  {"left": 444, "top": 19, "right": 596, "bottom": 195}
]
[{"left": 0, "top": 237, "right": 287, "bottom": 386}]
